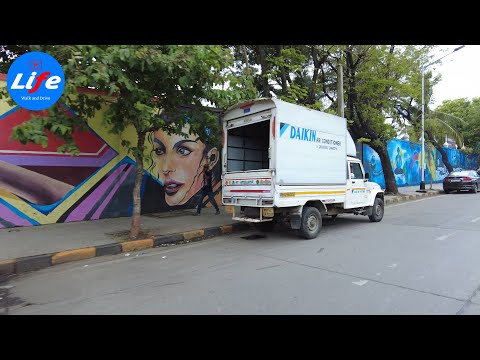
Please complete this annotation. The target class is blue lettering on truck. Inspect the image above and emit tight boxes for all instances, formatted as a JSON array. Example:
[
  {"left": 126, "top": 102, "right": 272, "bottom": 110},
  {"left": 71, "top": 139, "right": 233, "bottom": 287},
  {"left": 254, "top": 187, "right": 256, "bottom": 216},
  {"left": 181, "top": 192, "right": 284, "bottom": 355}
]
[{"left": 280, "top": 122, "right": 342, "bottom": 146}]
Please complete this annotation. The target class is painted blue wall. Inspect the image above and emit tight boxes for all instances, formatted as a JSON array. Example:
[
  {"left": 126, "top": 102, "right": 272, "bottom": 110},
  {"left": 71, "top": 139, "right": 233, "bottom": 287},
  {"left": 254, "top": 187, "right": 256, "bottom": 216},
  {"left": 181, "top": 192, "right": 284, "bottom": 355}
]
[{"left": 362, "top": 139, "right": 479, "bottom": 189}]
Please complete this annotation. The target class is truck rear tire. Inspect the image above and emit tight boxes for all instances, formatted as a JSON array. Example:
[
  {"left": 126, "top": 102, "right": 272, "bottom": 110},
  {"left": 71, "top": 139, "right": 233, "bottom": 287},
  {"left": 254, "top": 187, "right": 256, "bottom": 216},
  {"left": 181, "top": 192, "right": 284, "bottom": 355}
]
[
  {"left": 299, "top": 207, "right": 322, "bottom": 239},
  {"left": 368, "top": 197, "right": 384, "bottom": 222}
]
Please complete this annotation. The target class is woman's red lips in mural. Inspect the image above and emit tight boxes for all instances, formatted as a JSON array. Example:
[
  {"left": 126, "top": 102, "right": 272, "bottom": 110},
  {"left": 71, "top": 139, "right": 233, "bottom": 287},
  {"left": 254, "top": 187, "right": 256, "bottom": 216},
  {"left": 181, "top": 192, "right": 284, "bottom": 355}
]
[{"left": 164, "top": 179, "right": 184, "bottom": 195}]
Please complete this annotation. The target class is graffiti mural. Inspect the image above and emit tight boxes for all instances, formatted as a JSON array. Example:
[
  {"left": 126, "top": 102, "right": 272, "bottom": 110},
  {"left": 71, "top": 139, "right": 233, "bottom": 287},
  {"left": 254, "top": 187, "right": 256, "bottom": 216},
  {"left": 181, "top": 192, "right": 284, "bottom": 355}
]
[
  {"left": 363, "top": 138, "right": 479, "bottom": 189},
  {"left": 142, "top": 122, "right": 222, "bottom": 213},
  {"left": 363, "top": 145, "right": 385, "bottom": 189},
  {"left": 0, "top": 87, "right": 222, "bottom": 228},
  {"left": 386, "top": 140, "right": 422, "bottom": 186}
]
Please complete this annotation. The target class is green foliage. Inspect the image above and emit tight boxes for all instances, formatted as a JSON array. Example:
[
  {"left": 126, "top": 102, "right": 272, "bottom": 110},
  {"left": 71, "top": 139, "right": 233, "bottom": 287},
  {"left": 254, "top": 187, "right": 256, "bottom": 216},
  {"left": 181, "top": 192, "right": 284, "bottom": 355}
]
[
  {"left": 344, "top": 45, "right": 433, "bottom": 143},
  {"left": 356, "top": 137, "right": 371, "bottom": 143},
  {"left": 1, "top": 45, "right": 238, "bottom": 157},
  {"left": 436, "top": 98, "right": 480, "bottom": 153},
  {"left": 0, "top": 45, "right": 28, "bottom": 73},
  {"left": 426, "top": 111, "right": 465, "bottom": 148}
]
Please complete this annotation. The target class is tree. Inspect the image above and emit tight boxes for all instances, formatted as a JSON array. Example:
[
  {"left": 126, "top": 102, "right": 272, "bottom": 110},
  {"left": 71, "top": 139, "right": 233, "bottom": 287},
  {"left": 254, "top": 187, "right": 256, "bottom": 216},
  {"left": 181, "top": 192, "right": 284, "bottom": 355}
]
[
  {"left": 231, "top": 45, "right": 329, "bottom": 109},
  {"left": 0, "top": 45, "right": 28, "bottom": 73},
  {"left": 424, "top": 111, "right": 465, "bottom": 173},
  {"left": 0, "top": 45, "right": 239, "bottom": 239},
  {"left": 403, "top": 107, "right": 465, "bottom": 173},
  {"left": 436, "top": 98, "right": 480, "bottom": 154},
  {"left": 394, "top": 102, "right": 465, "bottom": 173},
  {"left": 340, "top": 45, "right": 433, "bottom": 194},
  {"left": 230, "top": 45, "right": 434, "bottom": 194}
]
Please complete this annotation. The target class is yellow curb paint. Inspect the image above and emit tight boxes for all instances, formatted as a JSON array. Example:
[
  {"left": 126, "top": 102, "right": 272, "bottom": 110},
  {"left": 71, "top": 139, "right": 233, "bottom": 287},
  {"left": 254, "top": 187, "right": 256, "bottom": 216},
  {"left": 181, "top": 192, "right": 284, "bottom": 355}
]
[
  {"left": 221, "top": 225, "right": 233, "bottom": 234},
  {"left": 183, "top": 229, "right": 205, "bottom": 241},
  {"left": 51, "top": 247, "right": 96, "bottom": 265},
  {"left": 121, "top": 239, "right": 154, "bottom": 253},
  {"left": 0, "top": 259, "right": 15, "bottom": 275}
]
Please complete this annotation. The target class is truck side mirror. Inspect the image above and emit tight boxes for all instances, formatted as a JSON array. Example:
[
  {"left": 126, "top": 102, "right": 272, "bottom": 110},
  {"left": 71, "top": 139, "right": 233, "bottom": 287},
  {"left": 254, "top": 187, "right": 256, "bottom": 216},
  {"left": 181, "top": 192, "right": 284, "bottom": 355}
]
[{"left": 365, "top": 172, "right": 370, "bottom": 180}]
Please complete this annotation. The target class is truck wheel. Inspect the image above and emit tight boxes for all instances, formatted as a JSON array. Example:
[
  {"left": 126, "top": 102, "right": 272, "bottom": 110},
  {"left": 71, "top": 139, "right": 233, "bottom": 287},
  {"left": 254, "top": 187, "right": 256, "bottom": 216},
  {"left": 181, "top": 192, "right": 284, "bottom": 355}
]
[
  {"left": 368, "top": 197, "right": 384, "bottom": 222},
  {"left": 300, "top": 207, "right": 322, "bottom": 239}
]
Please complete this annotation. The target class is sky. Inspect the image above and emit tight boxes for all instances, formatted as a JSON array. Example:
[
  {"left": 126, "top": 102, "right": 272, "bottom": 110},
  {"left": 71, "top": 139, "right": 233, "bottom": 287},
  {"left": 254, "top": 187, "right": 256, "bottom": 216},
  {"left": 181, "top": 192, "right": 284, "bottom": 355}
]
[{"left": 429, "top": 45, "right": 479, "bottom": 109}]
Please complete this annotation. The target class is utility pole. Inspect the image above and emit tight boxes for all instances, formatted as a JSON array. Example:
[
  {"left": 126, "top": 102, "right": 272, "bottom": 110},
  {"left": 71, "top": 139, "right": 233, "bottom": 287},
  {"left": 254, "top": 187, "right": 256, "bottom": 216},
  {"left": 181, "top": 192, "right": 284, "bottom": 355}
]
[
  {"left": 337, "top": 64, "right": 344, "bottom": 118},
  {"left": 419, "top": 45, "right": 465, "bottom": 192}
]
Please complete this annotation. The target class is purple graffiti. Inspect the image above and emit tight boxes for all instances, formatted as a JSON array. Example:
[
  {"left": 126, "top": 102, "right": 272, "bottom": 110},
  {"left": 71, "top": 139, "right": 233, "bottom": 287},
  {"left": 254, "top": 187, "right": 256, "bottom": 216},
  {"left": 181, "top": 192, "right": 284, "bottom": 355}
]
[
  {"left": 65, "top": 164, "right": 129, "bottom": 222},
  {"left": 0, "top": 148, "right": 117, "bottom": 167},
  {"left": 90, "top": 165, "right": 133, "bottom": 220},
  {"left": 0, "top": 202, "right": 33, "bottom": 227}
]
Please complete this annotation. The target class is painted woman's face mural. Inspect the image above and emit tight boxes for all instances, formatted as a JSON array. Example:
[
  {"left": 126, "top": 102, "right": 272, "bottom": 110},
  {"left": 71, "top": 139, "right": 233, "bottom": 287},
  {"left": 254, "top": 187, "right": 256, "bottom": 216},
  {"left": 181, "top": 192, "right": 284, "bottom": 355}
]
[{"left": 148, "top": 124, "right": 219, "bottom": 206}]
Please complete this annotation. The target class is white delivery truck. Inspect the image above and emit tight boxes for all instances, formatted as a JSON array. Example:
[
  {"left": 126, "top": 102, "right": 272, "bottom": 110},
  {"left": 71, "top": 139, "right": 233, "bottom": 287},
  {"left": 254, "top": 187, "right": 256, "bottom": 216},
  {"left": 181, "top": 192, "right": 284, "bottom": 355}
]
[{"left": 221, "top": 98, "right": 384, "bottom": 239}]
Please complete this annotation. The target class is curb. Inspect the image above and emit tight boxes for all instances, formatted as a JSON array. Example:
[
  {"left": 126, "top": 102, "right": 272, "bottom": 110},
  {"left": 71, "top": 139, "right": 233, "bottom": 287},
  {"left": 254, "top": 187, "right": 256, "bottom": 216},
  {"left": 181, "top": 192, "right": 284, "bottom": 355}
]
[
  {"left": 0, "top": 222, "right": 253, "bottom": 278},
  {"left": 384, "top": 190, "right": 443, "bottom": 205}
]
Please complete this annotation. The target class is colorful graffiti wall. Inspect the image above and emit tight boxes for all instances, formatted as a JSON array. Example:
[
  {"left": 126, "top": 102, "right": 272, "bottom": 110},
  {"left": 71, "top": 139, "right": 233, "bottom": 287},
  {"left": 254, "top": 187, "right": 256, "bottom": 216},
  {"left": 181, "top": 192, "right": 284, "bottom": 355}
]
[
  {"left": 363, "top": 138, "right": 479, "bottom": 189},
  {"left": 0, "top": 85, "right": 222, "bottom": 228},
  {"left": 2, "top": 72, "right": 478, "bottom": 228}
]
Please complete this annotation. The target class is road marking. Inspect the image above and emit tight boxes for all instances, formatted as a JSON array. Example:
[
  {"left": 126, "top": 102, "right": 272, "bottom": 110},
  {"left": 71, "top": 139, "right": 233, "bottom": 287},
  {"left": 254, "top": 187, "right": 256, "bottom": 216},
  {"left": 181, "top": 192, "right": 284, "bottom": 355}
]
[
  {"left": 256, "top": 264, "right": 281, "bottom": 271},
  {"left": 388, "top": 263, "right": 397, "bottom": 268},
  {"left": 435, "top": 232, "right": 456, "bottom": 241},
  {"left": 352, "top": 280, "right": 368, "bottom": 286},
  {"left": 472, "top": 217, "right": 480, "bottom": 223}
]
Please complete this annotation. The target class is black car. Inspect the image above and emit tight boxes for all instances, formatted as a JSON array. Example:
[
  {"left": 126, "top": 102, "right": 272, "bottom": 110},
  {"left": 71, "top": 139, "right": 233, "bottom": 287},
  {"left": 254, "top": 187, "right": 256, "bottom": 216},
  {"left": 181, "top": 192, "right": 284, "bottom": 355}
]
[{"left": 443, "top": 170, "right": 480, "bottom": 193}]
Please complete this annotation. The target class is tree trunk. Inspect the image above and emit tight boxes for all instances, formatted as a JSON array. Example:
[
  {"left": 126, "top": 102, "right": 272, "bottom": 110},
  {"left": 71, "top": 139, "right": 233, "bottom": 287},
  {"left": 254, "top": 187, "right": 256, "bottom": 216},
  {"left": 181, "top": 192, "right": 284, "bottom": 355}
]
[
  {"left": 371, "top": 143, "right": 399, "bottom": 194},
  {"left": 276, "top": 45, "right": 288, "bottom": 96},
  {"left": 307, "top": 46, "right": 321, "bottom": 105},
  {"left": 426, "top": 129, "right": 453, "bottom": 173},
  {"left": 257, "top": 46, "right": 270, "bottom": 97},
  {"left": 241, "top": 45, "right": 250, "bottom": 75},
  {"left": 130, "top": 131, "right": 146, "bottom": 240}
]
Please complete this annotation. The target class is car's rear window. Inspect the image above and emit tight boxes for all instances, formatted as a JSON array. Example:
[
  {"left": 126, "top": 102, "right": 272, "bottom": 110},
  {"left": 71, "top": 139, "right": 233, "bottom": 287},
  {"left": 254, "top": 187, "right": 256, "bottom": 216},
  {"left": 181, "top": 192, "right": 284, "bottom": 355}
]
[{"left": 450, "top": 171, "right": 475, "bottom": 177}]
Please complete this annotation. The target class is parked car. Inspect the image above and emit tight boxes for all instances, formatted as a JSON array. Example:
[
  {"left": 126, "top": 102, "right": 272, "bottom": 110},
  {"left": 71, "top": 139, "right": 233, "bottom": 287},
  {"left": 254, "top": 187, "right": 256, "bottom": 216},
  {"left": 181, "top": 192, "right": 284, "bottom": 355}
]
[{"left": 443, "top": 170, "right": 480, "bottom": 193}]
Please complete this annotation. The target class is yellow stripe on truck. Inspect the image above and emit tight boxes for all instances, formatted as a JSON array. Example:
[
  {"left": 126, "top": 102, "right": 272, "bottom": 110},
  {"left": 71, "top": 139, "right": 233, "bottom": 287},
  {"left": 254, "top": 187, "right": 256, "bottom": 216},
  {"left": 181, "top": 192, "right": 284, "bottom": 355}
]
[
  {"left": 296, "top": 190, "right": 346, "bottom": 195},
  {"left": 280, "top": 190, "right": 346, "bottom": 197}
]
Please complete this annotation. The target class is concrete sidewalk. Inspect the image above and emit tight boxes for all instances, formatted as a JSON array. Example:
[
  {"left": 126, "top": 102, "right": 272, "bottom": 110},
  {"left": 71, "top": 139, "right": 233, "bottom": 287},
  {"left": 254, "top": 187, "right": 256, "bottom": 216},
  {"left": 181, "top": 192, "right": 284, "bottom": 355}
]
[{"left": 0, "top": 183, "right": 444, "bottom": 277}]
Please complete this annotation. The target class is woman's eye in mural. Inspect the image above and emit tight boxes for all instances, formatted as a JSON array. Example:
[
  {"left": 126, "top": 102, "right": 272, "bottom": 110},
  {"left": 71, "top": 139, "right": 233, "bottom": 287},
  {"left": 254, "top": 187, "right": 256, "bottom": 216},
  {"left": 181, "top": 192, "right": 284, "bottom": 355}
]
[
  {"left": 154, "top": 147, "right": 165, "bottom": 156},
  {"left": 176, "top": 146, "right": 192, "bottom": 156}
]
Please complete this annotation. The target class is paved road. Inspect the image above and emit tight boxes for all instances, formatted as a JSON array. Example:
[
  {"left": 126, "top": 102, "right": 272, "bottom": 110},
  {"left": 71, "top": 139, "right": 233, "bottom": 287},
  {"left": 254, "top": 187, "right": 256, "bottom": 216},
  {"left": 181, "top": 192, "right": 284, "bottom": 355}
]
[{"left": 2, "top": 191, "right": 480, "bottom": 314}]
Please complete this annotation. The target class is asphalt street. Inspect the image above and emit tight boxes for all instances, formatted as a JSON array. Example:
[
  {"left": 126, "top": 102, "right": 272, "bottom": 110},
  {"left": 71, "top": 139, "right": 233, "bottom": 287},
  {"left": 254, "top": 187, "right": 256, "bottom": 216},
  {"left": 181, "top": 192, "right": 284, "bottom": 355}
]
[{"left": 2, "top": 191, "right": 480, "bottom": 314}]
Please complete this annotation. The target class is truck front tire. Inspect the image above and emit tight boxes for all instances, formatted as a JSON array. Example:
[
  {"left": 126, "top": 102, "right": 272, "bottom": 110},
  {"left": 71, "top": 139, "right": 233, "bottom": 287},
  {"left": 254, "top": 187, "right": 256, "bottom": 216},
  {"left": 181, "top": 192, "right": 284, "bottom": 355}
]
[
  {"left": 299, "top": 207, "right": 322, "bottom": 239},
  {"left": 368, "top": 197, "right": 384, "bottom": 222}
]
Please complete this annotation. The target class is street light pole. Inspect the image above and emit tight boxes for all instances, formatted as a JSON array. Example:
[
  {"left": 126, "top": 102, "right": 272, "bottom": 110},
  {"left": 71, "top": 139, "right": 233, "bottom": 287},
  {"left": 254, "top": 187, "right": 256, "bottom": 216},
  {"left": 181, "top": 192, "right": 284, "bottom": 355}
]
[
  {"left": 420, "top": 64, "right": 425, "bottom": 190},
  {"left": 419, "top": 45, "right": 465, "bottom": 192}
]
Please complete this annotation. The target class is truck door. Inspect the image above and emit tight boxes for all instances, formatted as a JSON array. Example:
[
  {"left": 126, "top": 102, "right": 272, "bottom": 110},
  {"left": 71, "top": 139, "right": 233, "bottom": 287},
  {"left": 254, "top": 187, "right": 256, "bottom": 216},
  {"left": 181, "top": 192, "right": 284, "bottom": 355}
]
[{"left": 345, "top": 161, "right": 369, "bottom": 208}]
